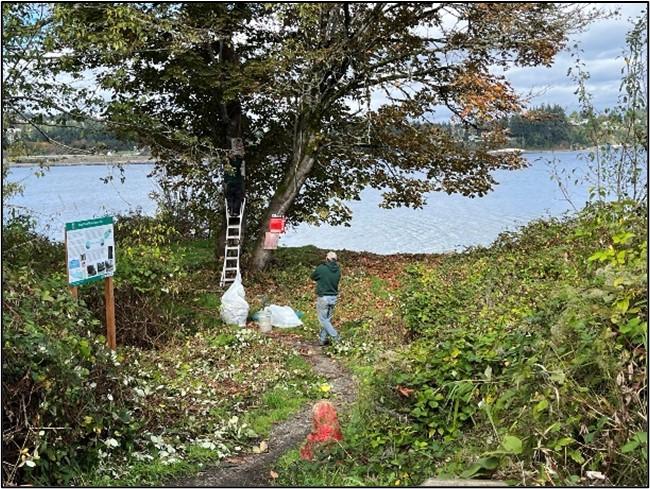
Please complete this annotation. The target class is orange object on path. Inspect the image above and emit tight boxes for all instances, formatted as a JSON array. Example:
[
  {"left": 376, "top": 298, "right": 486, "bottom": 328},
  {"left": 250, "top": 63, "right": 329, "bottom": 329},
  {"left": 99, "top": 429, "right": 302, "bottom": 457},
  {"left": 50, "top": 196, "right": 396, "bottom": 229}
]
[{"left": 300, "top": 400, "right": 343, "bottom": 460}]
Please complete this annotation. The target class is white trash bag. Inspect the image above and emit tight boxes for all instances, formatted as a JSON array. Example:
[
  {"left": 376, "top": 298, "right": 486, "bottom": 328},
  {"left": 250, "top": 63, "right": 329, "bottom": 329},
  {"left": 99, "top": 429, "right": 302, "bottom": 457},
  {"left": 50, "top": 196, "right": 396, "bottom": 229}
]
[
  {"left": 265, "top": 304, "right": 303, "bottom": 329},
  {"left": 220, "top": 274, "right": 249, "bottom": 327}
]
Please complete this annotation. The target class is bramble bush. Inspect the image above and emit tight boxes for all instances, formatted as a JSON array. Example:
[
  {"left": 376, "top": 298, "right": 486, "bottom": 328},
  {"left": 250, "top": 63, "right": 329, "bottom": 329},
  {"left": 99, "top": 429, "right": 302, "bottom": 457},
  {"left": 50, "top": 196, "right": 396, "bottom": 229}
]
[
  {"left": 82, "top": 212, "right": 201, "bottom": 348},
  {"left": 2, "top": 265, "right": 140, "bottom": 486},
  {"left": 275, "top": 202, "right": 647, "bottom": 486},
  {"left": 1, "top": 218, "right": 141, "bottom": 485},
  {"left": 390, "top": 201, "right": 647, "bottom": 485}
]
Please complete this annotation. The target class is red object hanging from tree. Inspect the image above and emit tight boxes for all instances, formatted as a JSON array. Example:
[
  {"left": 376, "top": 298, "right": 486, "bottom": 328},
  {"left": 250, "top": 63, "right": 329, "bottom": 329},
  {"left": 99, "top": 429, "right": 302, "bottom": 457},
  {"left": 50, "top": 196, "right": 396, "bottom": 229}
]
[{"left": 269, "top": 215, "right": 286, "bottom": 233}]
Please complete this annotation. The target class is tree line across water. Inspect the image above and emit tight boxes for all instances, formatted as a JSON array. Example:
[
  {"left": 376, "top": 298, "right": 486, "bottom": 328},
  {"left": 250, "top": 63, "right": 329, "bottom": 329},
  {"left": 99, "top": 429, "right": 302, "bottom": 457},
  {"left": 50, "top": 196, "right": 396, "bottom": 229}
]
[{"left": 7, "top": 103, "right": 634, "bottom": 157}]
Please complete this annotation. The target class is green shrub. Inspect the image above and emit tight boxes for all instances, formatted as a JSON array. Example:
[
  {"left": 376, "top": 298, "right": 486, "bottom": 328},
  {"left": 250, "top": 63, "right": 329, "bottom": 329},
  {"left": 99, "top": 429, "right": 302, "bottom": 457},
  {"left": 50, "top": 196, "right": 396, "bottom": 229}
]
[
  {"left": 2, "top": 268, "right": 141, "bottom": 486},
  {"left": 114, "top": 211, "right": 181, "bottom": 247},
  {"left": 390, "top": 202, "right": 648, "bottom": 485},
  {"left": 82, "top": 213, "right": 196, "bottom": 348},
  {"left": 1, "top": 215, "right": 64, "bottom": 274}
]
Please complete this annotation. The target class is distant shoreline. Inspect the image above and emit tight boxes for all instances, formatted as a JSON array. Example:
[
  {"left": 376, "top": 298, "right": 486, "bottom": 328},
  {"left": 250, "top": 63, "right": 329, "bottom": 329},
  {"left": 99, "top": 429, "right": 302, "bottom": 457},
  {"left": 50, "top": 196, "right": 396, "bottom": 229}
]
[
  {"left": 5, "top": 147, "right": 590, "bottom": 167},
  {"left": 5, "top": 154, "right": 155, "bottom": 167}
]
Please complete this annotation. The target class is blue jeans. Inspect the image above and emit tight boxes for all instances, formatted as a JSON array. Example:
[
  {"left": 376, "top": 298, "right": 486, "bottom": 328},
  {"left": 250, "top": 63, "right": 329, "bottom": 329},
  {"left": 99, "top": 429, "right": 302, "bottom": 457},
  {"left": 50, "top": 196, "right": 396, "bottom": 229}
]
[{"left": 317, "top": 295, "right": 338, "bottom": 344}]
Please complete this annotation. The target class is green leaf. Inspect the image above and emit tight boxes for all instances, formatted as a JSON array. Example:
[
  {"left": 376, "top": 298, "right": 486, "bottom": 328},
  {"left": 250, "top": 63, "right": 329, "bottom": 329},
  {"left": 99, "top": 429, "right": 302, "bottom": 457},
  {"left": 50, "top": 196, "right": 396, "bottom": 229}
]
[
  {"left": 613, "top": 232, "right": 635, "bottom": 244},
  {"left": 533, "top": 398, "right": 549, "bottom": 414},
  {"left": 501, "top": 435, "right": 523, "bottom": 454},
  {"left": 461, "top": 463, "right": 483, "bottom": 478},
  {"left": 621, "top": 440, "right": 639, "bottom": 453},
  {"left": 621, "top": 432, "right": 647, "bottom": 453},
  {"left": 479, "top": 456, "right": 499, "bottom": 470},
  {"left": 569, "top": 449, "right": 585, "bottom": 464},
  {"left": 460, "top": 456, "right": 499, "bottom": 478},
  {"left": 554, "top": 437, "right": 575, "bottom": 449},
  {"left": 615, "top": 297, "right": 630, "bottom": 313}
]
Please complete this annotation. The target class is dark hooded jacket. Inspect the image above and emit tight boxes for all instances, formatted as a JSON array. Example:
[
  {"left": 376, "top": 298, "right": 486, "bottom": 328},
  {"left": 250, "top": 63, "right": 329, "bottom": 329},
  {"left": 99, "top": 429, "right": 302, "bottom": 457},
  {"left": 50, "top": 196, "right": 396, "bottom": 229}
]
[{"left": 310, "top": 260, "right": 341, "bottom": 296}]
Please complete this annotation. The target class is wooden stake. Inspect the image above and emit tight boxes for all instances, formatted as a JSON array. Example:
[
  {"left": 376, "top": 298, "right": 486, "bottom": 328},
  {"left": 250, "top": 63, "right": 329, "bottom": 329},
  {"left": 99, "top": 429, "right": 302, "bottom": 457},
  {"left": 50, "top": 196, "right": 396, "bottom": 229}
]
[{"left": 105, "top": 276, "right": 116, "bottom": 350}]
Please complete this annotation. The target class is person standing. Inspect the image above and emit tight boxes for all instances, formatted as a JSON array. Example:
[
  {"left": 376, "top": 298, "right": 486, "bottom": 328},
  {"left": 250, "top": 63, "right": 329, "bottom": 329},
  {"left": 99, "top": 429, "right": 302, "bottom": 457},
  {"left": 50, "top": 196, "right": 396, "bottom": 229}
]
[{"left": 310, "top": 251, "right": 341, "bottom": 346}]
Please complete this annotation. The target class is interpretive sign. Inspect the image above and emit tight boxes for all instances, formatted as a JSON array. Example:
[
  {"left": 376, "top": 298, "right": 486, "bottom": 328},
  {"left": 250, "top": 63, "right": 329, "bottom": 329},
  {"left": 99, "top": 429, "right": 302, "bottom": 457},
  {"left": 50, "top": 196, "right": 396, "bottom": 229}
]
[
  {"left": 64, "top": 216, "right": 117, "bottom": 350},
  {"left": 65, "top": 216, "right": 116, "bottom": 286}
]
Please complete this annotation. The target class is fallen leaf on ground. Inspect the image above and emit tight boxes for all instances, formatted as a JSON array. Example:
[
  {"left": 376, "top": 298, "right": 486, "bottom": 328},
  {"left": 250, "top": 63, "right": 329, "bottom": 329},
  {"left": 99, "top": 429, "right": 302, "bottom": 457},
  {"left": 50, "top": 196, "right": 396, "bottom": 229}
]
[
  {"left": 586, "top": 471, "right": 605, "bottom": 480},
  {"left": 270, "top": 470, "right": 279, "bottom": 479},
  {"left": 253, "top": 440, "right": 269, "bottom": 453},
  {"left": 397, "top": 386, "right": 414, "bottom": 397}
]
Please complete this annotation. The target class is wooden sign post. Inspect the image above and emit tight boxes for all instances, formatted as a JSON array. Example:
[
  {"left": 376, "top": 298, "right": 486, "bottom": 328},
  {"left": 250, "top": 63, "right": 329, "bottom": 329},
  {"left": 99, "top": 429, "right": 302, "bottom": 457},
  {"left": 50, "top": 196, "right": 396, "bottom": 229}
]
[
  {"left": 64, "top": 216, "right": 117, "bottom": 350},
  {"left": 105, "top": 276, "right": 116, "bottom": 350}
]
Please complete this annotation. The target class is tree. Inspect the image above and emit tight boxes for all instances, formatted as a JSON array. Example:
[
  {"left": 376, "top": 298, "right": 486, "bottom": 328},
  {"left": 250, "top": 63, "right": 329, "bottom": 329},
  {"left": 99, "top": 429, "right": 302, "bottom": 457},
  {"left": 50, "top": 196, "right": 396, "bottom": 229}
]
[
  {"left": 1, "top": 3, "right": 108, "bottom": 158},
  {"left": 553, "top": 8, "right": 648, "bottom": 206},
  {"left": 508, "top": 104, "right": 572, "bottom": 149},
  {"left": 51, "top": 3, "right": 600, "bottom": 270}
]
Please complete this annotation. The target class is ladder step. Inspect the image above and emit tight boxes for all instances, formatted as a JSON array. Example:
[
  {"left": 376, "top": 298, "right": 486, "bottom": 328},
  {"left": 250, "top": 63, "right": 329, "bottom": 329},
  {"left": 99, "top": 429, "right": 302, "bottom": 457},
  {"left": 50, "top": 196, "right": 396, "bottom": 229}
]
[{"left": 221, "top": 198, "right": 246, "bottom": 286}]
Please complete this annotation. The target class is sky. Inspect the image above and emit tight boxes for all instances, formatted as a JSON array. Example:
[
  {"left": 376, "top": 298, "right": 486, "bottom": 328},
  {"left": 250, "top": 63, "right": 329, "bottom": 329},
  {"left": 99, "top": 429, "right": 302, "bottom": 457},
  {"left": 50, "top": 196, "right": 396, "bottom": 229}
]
[
  {"left": 500, "top": 3, "right": 648, "bottom": 114},
  {"left": 364, "top": 3, "right": 648, "bottom": 121}
]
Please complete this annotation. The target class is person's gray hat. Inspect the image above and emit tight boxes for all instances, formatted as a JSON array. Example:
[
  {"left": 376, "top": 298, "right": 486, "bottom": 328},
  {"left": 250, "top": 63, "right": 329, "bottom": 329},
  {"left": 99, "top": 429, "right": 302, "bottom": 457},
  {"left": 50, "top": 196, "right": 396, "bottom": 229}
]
[{"left": 326, "top": 251, "right": 337, "bottom": 261}]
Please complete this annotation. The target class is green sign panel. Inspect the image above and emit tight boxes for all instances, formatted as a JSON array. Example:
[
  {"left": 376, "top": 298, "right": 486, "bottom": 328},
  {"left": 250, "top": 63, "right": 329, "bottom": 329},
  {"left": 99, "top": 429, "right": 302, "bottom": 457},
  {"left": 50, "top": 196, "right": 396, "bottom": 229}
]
[{"left": 65, "top": 216, "right": 116, "bottom": 287}]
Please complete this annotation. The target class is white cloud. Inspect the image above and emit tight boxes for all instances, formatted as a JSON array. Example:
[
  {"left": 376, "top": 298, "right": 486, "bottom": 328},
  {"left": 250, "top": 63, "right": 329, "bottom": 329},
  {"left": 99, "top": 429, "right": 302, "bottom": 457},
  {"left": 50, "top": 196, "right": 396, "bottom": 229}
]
[{"left": 502, "top": 3, "right": 647, "bottom": 112}]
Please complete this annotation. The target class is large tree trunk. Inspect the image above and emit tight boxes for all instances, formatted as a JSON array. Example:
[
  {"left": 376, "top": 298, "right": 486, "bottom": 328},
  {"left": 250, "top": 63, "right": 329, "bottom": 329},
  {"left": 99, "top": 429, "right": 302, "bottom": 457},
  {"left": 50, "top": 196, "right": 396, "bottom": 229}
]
[
  {"left": 250, "top": 122, "right": 318, "bottom": 271},
  {"left": 214, "top": 219, "right": 227, "bottom": 260}
]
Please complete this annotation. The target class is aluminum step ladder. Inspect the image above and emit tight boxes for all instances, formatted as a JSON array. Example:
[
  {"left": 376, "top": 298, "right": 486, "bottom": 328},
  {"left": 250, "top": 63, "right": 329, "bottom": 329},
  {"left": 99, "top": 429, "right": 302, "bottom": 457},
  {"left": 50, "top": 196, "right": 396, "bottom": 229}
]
[{"left": 220, "top": 198, "right": 246, "bottom": 287}]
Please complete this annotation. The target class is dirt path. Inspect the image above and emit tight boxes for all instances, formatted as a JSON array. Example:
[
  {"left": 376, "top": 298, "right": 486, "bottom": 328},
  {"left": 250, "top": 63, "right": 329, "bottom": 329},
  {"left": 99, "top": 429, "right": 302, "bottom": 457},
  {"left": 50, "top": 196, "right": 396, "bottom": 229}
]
[{"left": 170, "top": 334, "right": 358, "bottom": 487}]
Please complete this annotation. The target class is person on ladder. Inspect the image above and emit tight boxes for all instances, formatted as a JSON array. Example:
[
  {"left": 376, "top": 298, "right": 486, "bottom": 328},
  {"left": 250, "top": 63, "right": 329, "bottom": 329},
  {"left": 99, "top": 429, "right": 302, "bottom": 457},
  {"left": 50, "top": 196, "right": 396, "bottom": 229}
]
[
  {"left": 224, "top": 138, "right": 245, "bottom": 216},
  {"left": 220, "top": 138, "right": 246, "bottom": 288}
]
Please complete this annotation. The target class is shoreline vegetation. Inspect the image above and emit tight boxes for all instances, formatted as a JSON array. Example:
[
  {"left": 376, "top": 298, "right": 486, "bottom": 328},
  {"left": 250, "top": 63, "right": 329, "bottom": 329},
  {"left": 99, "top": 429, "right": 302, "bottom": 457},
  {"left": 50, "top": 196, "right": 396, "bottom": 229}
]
[{"left": 2, "top": 203, "right": 646, "bottom": 486}]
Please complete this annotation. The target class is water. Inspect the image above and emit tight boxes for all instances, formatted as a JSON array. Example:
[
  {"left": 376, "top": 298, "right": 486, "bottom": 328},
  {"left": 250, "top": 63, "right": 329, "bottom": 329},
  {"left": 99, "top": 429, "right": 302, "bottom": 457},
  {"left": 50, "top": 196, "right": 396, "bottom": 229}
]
[
  {"left": 5, "top": 164, "right": 159, "bottom": 241},
  {"left": 4, "top": 152, "right": 591, "bottom": 253}
]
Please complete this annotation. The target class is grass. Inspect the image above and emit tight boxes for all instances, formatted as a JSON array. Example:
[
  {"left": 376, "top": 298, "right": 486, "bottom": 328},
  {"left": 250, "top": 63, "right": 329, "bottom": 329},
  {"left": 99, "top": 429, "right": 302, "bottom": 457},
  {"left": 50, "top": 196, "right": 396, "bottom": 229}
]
[
  {"left": 244, "top": 353, "right": 319, "bottom": 437},
  {"left": 245, "top": 386, "right": 308, "bottom": 437}
]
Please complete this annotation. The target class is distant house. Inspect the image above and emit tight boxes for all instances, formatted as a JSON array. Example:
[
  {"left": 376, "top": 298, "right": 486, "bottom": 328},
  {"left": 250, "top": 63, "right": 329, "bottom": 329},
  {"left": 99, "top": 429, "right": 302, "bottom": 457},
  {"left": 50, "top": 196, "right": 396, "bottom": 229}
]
[
  {"left": 568, "top": 118, "right": 588, "bottom": 126},
  {"left": 5, "top": 127, "right": 22, "bottom": 143}
]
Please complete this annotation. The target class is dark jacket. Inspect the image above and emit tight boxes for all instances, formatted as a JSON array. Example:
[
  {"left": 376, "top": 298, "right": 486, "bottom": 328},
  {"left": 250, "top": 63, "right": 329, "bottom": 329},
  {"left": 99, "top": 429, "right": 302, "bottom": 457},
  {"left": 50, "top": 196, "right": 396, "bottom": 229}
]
[
  {"left": 224, "top": 156, "right": 244, "bottom": 188},
  {"left": 310, "top": 260, "right": 341, "bottom": 297}
]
